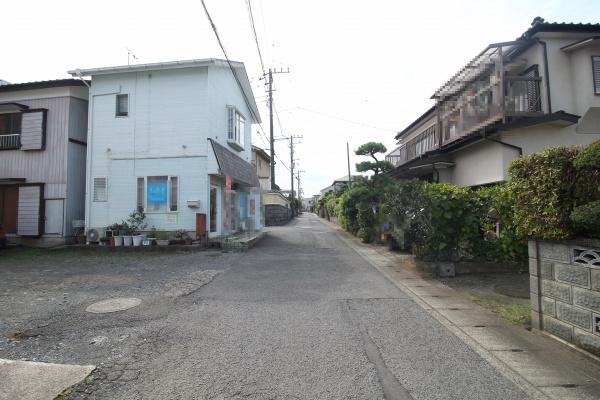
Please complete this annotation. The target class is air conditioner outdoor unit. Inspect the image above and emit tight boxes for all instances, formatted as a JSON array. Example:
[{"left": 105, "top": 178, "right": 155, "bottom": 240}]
[{"left": 187, "top": 200, "right": 201, "bottom": 208}]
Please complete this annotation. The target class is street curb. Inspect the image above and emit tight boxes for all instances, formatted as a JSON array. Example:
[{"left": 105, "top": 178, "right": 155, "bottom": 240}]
[{"left": 318, "top": 217, "right": 551, "bottom": 400}]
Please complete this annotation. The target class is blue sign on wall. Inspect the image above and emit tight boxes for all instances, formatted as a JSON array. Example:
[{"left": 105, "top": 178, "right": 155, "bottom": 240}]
[
  {"left": 147, "top": 182, "right": 168, "bottom": 206},
  {"left": 239, "top": 192, "right": 248, "bottom": 219}
]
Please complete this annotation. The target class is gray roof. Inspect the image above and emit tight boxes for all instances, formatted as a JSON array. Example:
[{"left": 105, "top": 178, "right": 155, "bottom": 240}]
[{"left": 209, "top": 139, "right": 260, "bottom": 187}]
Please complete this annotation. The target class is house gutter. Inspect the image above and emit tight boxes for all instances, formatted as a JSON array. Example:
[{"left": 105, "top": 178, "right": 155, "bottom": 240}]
[{"left": 537, "top": 39, "right": 552, "bottom": 113}]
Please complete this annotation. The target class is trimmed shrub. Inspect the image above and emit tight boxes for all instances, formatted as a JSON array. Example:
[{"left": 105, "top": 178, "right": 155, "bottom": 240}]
[
  {"left": 574, "top": 139, "right": 600, "bottom": 169},
  {"left": 508, "top": 146, "right": 579, "bottom": 240},
  {"left": 570, "top": 200, "right": 600, "bottom": 238}
]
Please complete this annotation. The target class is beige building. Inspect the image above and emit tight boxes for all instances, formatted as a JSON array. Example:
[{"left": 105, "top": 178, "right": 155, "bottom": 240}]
[
  {"left": 387, "top": 18, "right": 600, "bottom": 187},
  {"left": 251, "top": 145, "right": 271, "bottom": 191}
]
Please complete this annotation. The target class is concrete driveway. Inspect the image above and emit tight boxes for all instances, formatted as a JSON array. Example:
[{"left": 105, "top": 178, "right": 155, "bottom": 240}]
[{"left": 0, "top": 214, "right": 531, "bottom": 399}]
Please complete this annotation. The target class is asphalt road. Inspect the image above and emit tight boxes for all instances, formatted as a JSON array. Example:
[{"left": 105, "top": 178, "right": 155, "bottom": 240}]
[{"left": 0, "top": 214, "right": 530, "bottom": 399}]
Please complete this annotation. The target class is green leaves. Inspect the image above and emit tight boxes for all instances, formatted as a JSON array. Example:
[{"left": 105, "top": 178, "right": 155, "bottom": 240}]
[{"left": 508, "top": 145, "right": 597, "bottom": 240}]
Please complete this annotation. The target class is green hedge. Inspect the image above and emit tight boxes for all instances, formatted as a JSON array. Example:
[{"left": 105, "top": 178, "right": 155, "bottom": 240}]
[{"left": 509, "top": 141, "right": 600, "bottom": 240}]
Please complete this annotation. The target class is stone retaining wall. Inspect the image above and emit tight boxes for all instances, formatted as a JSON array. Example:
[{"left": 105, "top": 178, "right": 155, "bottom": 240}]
[
  {"left": 530, "top": 240, "right": 600, "bottom": 356},
  {"left": 265, "top": 204, "right": 291, "bottom": 226}
]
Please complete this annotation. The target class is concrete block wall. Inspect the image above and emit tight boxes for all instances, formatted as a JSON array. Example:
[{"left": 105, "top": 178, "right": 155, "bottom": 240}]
[
  {"left": 265, "top": 205, "right": 291, "bottom": 226},
  {"left": 530, "top": 240, "right": 600, "bottom": 356}
]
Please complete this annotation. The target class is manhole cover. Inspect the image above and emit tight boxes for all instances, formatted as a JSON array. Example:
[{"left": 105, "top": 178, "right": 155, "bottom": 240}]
[{"left": 86, "top": 298, "right": 141, "bottom": 314}]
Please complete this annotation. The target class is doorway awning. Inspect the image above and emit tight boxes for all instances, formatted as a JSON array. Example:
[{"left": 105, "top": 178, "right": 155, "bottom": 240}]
[{"left": 209, "top": 139, "right": 260, "bottom": 187}]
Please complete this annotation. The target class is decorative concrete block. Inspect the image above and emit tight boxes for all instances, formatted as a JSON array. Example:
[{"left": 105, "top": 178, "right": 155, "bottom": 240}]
[
  {"left": 555, "top": 263, "right": 590, "bottom": 288},
  {"left": 543, "top": 316, "right": 573, "bottom": 341},
  {"left": 574, "top": 328, "right": 600, "bottom": 357},
  {"left": 531, "top": 293, "right": 540, "bottom": 312},
  {"left": 593, "top": 314, "right": 600, "bottom": 336},
  {"left": 541, "top": 297, "right": 556, "bottom": 317},
  {"left": 529, "top": 257, "right": 538, "bottom": 276},
  {"left": 541, "top": 279, "right": 571, "bottom": 303},
  {"left": 528, "top": 240, "right": 537, "bottom": 259},
  {"left": 591, "top": 270, "right": 600, "bottom": 291},
  {"left": 531, "top": 310, "right": 542, "bottom": 330},
  {"left": 556, "top": 302, "right": 592, "bottom": 330},
  {"left": 539, "top": 241, "right": 570, "bottom": 263},
  {"left": 573, "top": 287, "right": 600, "bottom": 311},
  {"left": 540, "top": 261, "right": 554, "bottom": 279},
  {"left": 437, "top": 262, "right": 455, "bottom": 277},
  {"left": 530, "top": 276, "right": 539, "bottom": 294}
]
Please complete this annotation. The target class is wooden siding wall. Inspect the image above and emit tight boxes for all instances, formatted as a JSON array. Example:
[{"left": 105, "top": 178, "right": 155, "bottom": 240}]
[
  {"left": 20, "top": 110, "right": 46, "bottom": 150},
  {"left": 17, "top": 186, "right": 42, "bottom": 236}
]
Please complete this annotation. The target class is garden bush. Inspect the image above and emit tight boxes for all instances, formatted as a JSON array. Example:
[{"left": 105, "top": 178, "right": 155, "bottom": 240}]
[{"left": 508, "top": 146, "right": 579, "bottom": 240}]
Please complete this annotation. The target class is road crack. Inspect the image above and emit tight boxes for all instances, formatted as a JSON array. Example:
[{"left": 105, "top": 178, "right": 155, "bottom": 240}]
[{"left": 342, "top": 299, "right": 414, "bottom": 400}]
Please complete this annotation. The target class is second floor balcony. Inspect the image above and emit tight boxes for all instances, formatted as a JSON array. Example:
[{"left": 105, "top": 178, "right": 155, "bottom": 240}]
[{"left": 388, "top": 41, "right": 544, "bottom": 168}]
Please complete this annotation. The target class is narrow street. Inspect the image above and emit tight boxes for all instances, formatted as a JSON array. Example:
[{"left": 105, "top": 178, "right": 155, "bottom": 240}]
[{"left": 1, "top": 214, "right": 531, "bottom": 399}]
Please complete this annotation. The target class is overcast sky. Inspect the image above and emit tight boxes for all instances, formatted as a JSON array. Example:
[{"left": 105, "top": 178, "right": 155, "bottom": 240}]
[{"left": 3, "top": 0, "right": 599, "bottom": 196}]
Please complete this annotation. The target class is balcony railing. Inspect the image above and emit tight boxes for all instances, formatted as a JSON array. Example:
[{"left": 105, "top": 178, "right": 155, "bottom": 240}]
[
  {"left": 440, "top": 75, "right": 542, "bottom": 146},
  {"left": 0, "top": 134, "right": 20, "bottom": 150},
  {"left": 386, "top": 125, "right": 438, "bottom": 167}
]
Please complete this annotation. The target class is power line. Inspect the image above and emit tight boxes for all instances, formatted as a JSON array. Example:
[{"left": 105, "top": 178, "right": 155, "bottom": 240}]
[
  {"left": 244, "top": 0, "right": 265, "bottom": 74},
  {"left": 295, "top": 106, "right": 396, "bottom": 133},
  {"left": 200, "top": 0, "right": 261, "bottom": 125}
]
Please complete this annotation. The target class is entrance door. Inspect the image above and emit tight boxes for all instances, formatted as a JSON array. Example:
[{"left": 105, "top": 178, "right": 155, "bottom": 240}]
[
  {"left": 44, "top": 199, "right": 64, "bottom": 235},
  {"left": 0, "top": 186, "right": 18, "bottom": 233}
]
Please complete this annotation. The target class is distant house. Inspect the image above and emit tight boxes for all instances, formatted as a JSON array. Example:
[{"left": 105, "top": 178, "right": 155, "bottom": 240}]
[
  {"left": 69, "top": 59, "right": 262, "bottom": 239},
  {"left": 251, "top": 144, "right": 291, "bottom": 225},
  {"left": 0, "top": 79, "right": 89, "bottom": 245},
  {"left": 251, "top": 145, "right": 271, "bottom": 191},
  {"left": 320, "top": 175, "right": 351, "bottom": 196},
  {"left": 386, "top": 18, "right": 600, "bottom": 187}
]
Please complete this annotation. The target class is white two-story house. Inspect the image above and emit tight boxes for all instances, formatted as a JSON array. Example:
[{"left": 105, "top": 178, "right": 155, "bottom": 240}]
[
  {"left": 386, "top": 18, "right": 600, "bottom": 187},
  {"left": 0, "top": 79, "right": 88, "bottom": 246},
  {"left": 69, "top": 59, "right": 262, "bottom": 239}
]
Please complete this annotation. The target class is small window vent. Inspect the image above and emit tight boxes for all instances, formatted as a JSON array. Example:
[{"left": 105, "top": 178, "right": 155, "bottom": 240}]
[{"left": 93, "top": 177, "right": 107, "bottom": 202}]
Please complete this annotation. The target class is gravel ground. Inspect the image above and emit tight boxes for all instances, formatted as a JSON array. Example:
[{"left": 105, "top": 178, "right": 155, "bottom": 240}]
[{"left": 0, "top": 215, "right": 530, "bottom": 399}]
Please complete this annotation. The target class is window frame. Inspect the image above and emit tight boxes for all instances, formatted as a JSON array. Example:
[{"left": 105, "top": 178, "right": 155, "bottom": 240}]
[
  {"left": 92, "top": 177, "right": 108, "bottom": 202},
  {"left": 593, "top": 56, "right": 600, "bottom": 96},
  {"left": 227, "top": 105, "right": 246, "bottom": 148},
  {"left": 136, "top": 175, "right": 179, "bottom": 213},
  {"left": 0, "top": 112, "right": 22, "bottom": 135},
  {"left": 116, "top": 94, "right": 129, "bottom": 117}
]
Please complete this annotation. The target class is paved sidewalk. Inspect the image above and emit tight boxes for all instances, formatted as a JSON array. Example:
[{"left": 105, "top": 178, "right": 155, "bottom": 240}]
[{"left": 323, "top": 218, "right": 600, "bottom": 400}]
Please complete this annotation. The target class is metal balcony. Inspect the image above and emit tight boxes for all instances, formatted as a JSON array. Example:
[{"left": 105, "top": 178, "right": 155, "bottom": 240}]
[{"left": 0, "top": 134, "right": 20, "bottom": 150}]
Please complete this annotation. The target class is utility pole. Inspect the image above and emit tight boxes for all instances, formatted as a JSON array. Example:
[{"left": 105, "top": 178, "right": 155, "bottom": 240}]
[
  {"left": 288, "top": 134, "right": 302, "bottom": 217},
  {"left": 262, "top": 67, "right": 289, "bottom": 189},
  {"left": 296, "top": 170, "right": 305, "bottom": 212},
  {"left": 347, "top": 142, "right": 352, "bottom": 187}
]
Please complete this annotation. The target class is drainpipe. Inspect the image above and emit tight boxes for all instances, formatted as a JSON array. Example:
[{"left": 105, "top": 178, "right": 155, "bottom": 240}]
[{"left": 538, "top": 39, "right": 552, "bottom": 113}]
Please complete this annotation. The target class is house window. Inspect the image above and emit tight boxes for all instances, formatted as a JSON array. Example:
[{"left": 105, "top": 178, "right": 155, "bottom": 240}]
[
  {"left": 593, "top": 56, "right": 600, "bottom": 95},
  {"left": 136, "top": 176, "right": 178, "bottom": 212},
  {"left": 227, "top": 106, "right": 245, "bottom": 146},
  {"left": 0, "top": 113, "right": 22, "bottom": 149},
  {"left": 116, "top": 94, "right": 129, "bottom": 117},
  {"left": 93, "top": 177, "right": 107, "bottom": 202}
]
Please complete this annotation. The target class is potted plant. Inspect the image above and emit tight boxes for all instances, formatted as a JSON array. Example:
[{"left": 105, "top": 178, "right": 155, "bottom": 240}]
[
  {"left": 144, "top": 227, "right": 158, "bottom": 246},
  {"left": 155, "top": 231, "right": 170, "bottom": 246},
  {"left": 173, "top": 229, "right": 190, "bottom": 245},
  {"left": 99, "top": 237, "right": 109, "bottom": 246},
  {"left": 127, "top": 210, "right": 147, "bottom": 247},
  {"left": 106, "top": 223, "right": 126, "bottom": 246}
]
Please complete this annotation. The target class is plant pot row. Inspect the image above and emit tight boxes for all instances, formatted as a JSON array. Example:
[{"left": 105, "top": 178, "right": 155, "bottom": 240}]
[{"left": 112, "top": 235, "right": 145, "bottom": 247}]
